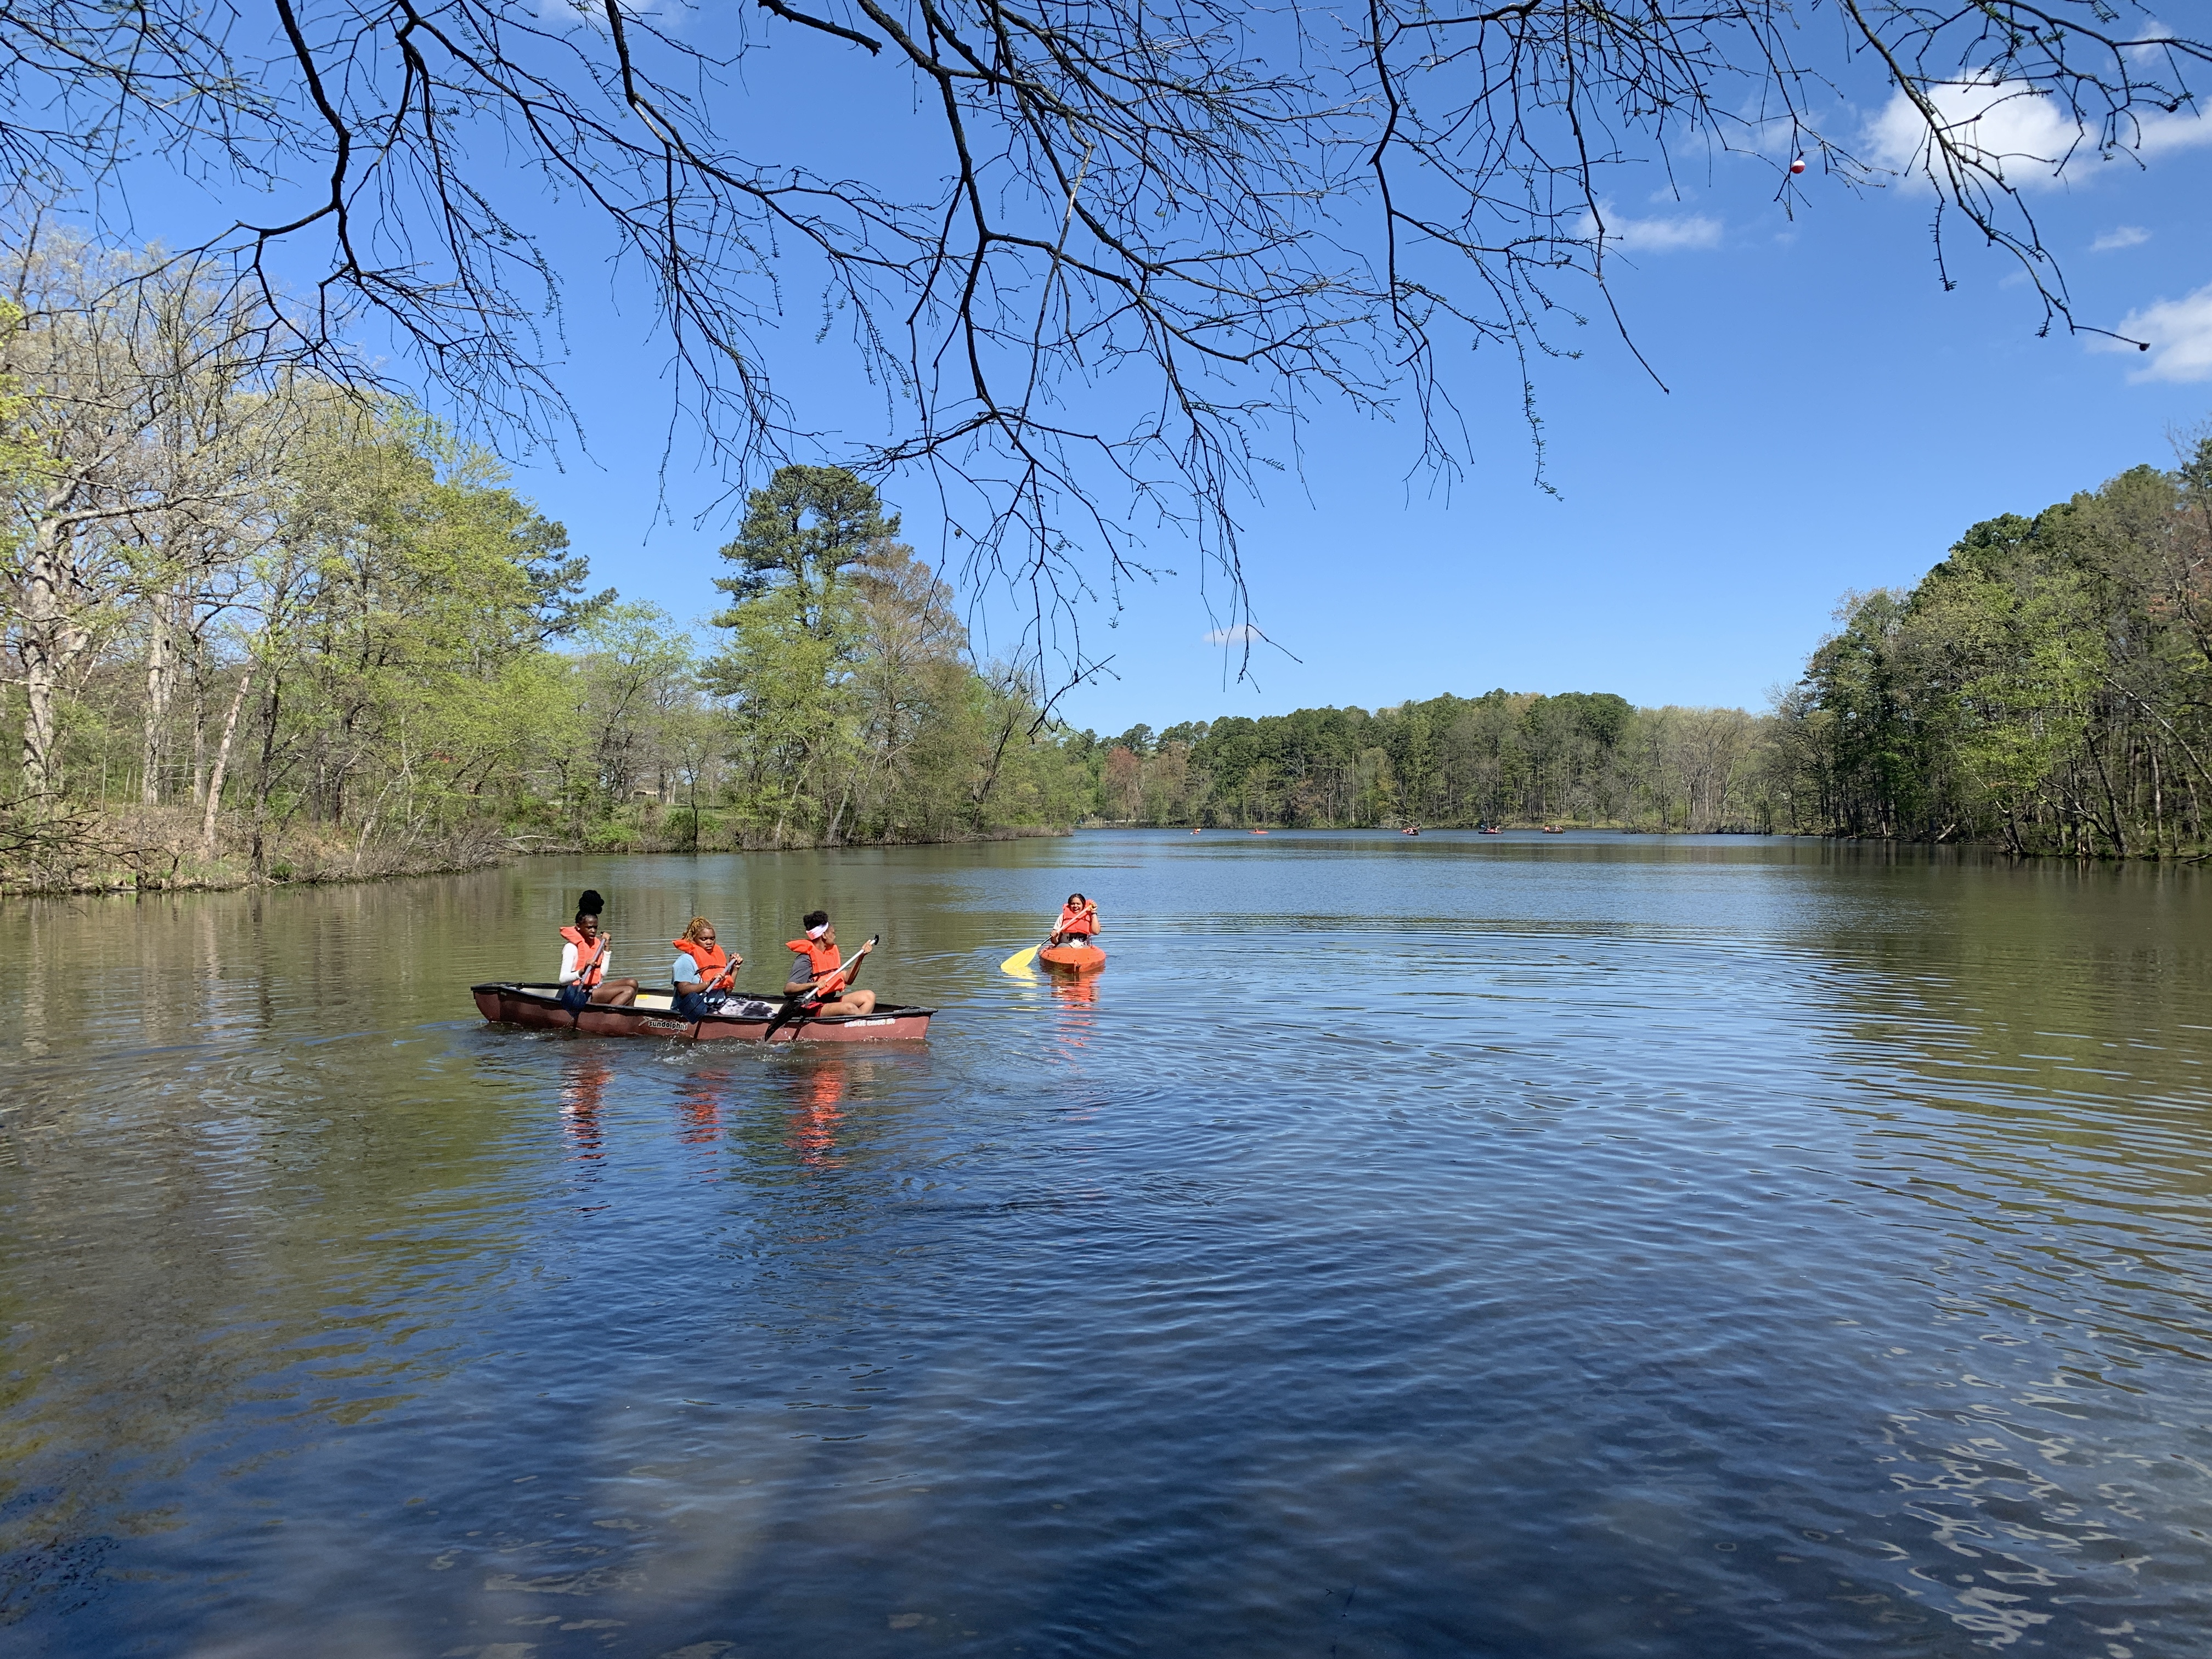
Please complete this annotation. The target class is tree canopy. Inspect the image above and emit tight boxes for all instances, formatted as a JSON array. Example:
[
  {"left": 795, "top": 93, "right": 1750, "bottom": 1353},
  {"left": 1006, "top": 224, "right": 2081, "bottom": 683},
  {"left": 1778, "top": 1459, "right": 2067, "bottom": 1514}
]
[{"left": 2, "top": 0, "right": 2201, "bottom": 668}]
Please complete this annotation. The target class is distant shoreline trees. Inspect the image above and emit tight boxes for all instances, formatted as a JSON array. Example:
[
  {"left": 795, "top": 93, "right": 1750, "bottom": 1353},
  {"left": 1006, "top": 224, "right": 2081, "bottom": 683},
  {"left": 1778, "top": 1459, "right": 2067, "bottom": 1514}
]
[{"left": 1064, "top": 694, "right": 1779, "bottom": 833}]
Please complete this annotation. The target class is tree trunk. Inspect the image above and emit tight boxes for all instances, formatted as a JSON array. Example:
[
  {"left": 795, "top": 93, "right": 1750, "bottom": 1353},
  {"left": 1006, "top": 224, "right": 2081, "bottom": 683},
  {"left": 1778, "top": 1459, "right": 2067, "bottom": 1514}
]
[
  {"left": 189, "top": 646, "right": 208, "bottom": 808},
  {"left": 141, "top": 601, "right": 172, "bottom": 806},
  {"left": 17, "top": 518, "right": 92, "bottom": 805},
  {"left": 201, "top": 663, "right": 255, "bottom": 859}
]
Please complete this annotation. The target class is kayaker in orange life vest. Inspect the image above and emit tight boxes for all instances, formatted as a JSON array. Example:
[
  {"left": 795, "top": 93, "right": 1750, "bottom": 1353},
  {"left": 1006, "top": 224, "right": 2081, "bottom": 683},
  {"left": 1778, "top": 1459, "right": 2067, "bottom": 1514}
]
[
  {"left": 785, "top": 911, "right": 876, "bottom": 1017},
  {"left": 558, "top": 890, "right": 639, "bottom": 1011},
  {"left": 671, "top": 916, "right": 742, "bottom": 1019},
  {"left": 1048, "top": 893, "right": 1098, "bottom": 946}
]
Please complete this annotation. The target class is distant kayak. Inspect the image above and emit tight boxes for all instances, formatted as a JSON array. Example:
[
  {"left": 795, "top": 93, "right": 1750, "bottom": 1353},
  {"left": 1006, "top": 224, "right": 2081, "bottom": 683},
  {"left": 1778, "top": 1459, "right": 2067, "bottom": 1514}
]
[
  {"left": 472, "top": 983, "right": 933, "bottom": 1041},
  {"left": 1038, "top": 943, "right": 1107, "bottom": 975}
]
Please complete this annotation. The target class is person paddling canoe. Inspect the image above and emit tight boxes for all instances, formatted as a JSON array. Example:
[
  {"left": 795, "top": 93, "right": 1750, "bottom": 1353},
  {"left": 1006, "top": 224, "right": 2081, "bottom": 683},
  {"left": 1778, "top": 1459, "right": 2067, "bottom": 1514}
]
[
  {"left": 558, "top": 890, "right": 639, "bottom": 1010},
  {"left": 1048, "top": 893, "right": 1099, "bottom": 947},
  {"left": 672, "top": 917, "right": 742, "bottom": 1019},
  {"left": 785, "top": 911, "right": 876, "bottom": 1017}
]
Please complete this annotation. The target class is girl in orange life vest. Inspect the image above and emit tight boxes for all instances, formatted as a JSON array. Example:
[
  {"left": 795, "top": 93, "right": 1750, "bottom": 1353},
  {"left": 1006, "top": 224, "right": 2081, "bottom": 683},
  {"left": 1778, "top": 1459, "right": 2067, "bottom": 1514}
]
[
  {"left": 1048, "top": 893, "right": 1098, "bottom": 946},
  {"left": 558, "top": 890, "right": 640, "bottom": 1011},
  {"left": 784, "top": 911, "right": 876, "bottom": 1017},
  {"left": 671, "top": 916, "right": 742, "bottom": 1019}
]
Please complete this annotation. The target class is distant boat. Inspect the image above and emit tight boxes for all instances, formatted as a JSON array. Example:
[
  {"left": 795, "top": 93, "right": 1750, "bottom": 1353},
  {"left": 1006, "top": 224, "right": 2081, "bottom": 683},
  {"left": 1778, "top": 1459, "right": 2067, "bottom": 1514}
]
[
  {"left": 1401, "top": 826, "right": 1420, "bottom": 836},
  {"left": 1251, "top": 828, "right": 1269, "bottom": 835},
  {"left": 1542, "top": 825, "right": 1566, "bottom": 834}
]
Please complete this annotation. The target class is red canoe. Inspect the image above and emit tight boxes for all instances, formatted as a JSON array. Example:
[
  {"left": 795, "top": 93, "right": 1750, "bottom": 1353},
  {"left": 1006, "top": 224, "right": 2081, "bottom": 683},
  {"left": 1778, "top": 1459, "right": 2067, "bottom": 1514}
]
[
  {"left": 1037, "top": 944, "right": 1106, "bottom": 975},
  {"left": 471, "top": 983, "right": 934, "bottom": 1042}
]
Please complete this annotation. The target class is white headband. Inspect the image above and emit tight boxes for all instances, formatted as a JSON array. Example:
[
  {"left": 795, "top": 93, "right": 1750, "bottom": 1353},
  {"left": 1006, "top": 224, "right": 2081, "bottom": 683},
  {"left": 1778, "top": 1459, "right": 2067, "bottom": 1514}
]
[{"left": 806, "top": 923, "right": 828, "bottom": 938}]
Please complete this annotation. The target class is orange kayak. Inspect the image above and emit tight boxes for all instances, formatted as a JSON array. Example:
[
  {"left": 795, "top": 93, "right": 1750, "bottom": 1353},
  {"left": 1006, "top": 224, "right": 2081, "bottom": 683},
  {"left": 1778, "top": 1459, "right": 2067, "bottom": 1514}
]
[{"left": 1039, "top": 943, "right": 1107, "bottom": 974}]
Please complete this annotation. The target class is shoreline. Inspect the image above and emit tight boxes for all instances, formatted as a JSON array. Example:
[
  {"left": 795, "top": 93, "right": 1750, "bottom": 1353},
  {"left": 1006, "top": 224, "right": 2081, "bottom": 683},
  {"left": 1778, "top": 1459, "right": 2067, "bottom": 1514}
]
[{"left": 0, "top": 822, "right": 1073, "bottom": 899}]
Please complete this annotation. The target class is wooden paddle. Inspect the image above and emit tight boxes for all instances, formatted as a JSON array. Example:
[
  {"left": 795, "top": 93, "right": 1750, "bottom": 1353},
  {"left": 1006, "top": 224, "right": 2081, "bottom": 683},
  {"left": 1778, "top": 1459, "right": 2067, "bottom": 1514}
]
[
  {"left": 568, "top": 932, "right": 611, "bottom": 1027},
  {"left": 766, "top": 935, "right": 877, "bottom": 1041}
]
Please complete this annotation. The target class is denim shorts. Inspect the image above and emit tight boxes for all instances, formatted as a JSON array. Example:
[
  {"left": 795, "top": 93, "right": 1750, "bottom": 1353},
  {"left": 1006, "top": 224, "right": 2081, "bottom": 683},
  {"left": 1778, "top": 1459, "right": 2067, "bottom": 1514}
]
[{"left": 558, "top": 981, "right": 592, "bottom": 1011}]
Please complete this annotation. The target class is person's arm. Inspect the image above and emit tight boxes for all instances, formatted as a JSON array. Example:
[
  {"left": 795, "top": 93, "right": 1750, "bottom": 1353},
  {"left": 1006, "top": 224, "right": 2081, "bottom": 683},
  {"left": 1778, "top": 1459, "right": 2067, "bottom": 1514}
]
[
  {"left": 559, "top": 942, "right": 581, "bottom": 984},
  {"left": 785, "top": 952, "right": 816, "bottom": 995},
  {"left": 674, "top": 953, "right": 704, "bottom": 995}
]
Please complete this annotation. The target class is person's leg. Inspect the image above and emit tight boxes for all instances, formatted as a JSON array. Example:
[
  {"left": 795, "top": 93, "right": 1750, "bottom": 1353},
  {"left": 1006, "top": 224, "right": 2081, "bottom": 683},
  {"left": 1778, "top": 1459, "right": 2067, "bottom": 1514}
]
[
  {"left": 824, "top": 989, "right": 877, "bottom": 1016},
  {"left": 590, "top": 978, "right": 639, "bottom": 1007}
]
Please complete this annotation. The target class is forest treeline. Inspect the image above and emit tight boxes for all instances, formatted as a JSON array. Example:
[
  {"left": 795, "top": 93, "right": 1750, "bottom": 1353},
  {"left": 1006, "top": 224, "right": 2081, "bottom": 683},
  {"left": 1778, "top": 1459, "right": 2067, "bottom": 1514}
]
[
  {"left": 1068, "top": 695, "right": 1778, "bottom": 832},
  {"left": 9, "top": 235, "right": 2204, "bottom": 890},
  {"left": 1778, "top": 439, "right": 2212, "bottom": 857},
  {"left": 1076, "top": 436, "right": 2212, "bottom": 855},
  {"left": 0, "top": 240, "right": 1083, "bottom": 893}
]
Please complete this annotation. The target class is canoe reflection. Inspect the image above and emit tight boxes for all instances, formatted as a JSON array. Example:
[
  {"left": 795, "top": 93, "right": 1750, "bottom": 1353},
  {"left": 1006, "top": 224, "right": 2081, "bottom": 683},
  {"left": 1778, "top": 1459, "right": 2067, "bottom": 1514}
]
[
  {"left": 560, "top": 1055, "right": 611, "bottom": 1161},
  {"left": 784, "top": 1062, "right": 848, "bottom": 1166},
  {"left": 673, "top": 1069, "right": 725, "bottom": 1146}
]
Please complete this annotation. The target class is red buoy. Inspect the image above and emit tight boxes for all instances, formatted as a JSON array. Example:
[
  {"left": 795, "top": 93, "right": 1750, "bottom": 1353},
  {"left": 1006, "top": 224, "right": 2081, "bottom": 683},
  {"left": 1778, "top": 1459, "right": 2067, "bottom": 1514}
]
[{"left": 1790, "top": 155, "right": 1807, "bottom": 175}]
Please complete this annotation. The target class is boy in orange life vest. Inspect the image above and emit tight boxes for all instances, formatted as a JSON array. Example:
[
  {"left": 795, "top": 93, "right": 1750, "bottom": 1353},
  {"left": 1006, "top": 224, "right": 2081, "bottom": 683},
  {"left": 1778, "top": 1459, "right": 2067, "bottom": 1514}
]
[
  {"left": 784, "top": 911, "right": 876, "bottom": 1017},
  {"left": 558, "top": 890, "right": 640, "bottom": 1011},
  {"left": 672, "top": 916, "right": 742, "bottom": 1019},
  {"left": 1048, "top": 892, "right": 1098, "bottom": 946}
]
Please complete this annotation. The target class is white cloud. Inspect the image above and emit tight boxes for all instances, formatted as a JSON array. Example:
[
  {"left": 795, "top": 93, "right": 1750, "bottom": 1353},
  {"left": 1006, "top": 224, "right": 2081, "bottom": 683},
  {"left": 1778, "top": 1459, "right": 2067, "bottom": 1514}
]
[
  {"left": 2093, "top": 281, "right": 2212, "bottom": 382},
  {"left": 1573, "top": 206, "right": 1723, "bottom": 253},
  {"left": 1203, "top": 624, "right": 1267, "bottom": 646},
  {"left": 1867, "top": 78, "right": 2212, "bottom": 188},
  {"left": 2092, "top": 225, "right": 2152, "bottom": 251}
]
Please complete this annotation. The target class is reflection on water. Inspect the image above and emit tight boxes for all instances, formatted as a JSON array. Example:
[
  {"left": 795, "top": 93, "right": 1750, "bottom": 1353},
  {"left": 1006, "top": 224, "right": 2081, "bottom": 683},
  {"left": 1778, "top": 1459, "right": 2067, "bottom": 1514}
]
[
  {"left": 782, "top": 1063, "right": 848, "bottom": 1166},
  {"left": 1, "top": 833, "right": 2209, "bottom": 1656}
]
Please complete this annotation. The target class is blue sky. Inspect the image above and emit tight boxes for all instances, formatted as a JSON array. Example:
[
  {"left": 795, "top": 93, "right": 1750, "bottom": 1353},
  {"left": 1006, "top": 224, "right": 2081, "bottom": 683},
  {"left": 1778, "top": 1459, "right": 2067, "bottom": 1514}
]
[
  {"left": 484, "top": 63, "right": 2212, "bottom": 736},
  {"left": 103, "top": 20, "right": 2212, "bottom": 737}
]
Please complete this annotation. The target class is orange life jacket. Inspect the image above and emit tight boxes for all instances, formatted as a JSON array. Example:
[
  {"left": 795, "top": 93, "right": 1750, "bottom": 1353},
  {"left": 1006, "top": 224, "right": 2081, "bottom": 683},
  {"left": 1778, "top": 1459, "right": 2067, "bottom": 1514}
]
[
  {"left": 559, "top": 925, "right": 608, "bottom": 988},
  {"left": 785, "top": 935, "right": 845, "bottom": 995},
  {"left": 1057, "top": 902, "right": 1097, "bottom": 936},
  {"left": 672, "top": 936, "right": 733, "bottom": 991}
]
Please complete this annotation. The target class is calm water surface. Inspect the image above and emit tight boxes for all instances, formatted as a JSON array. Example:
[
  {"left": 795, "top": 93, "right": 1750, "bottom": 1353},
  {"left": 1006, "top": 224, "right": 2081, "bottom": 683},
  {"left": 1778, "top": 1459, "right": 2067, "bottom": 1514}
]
[{"left": 3, "top": 832, "right": 2210, "bottom": 1658}]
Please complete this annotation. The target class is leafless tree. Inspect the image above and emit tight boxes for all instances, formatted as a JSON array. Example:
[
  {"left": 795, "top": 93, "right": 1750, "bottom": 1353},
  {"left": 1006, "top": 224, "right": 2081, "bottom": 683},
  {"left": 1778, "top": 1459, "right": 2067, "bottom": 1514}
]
[
  {"left": 1, "top": 229, "right": 300, "bottom": 799},
  {"left": 2, "top": 0, "right": 2202, "bottom": 676}
]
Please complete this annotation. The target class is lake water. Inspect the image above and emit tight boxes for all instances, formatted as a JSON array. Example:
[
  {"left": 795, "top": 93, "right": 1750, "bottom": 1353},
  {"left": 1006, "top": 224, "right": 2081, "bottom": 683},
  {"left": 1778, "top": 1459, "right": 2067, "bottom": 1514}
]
[{"left": 4, "top": 831, "right": 2210, "bottom": 1658}]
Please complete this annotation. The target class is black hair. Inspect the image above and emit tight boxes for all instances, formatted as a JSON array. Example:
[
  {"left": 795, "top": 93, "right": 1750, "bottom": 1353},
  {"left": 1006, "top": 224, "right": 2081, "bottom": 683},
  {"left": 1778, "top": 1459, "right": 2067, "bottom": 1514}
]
[
  {"left": 577, "top": 888, "right": 605, "bottom": 923},
  {"left": 802, "top": 909, "right": 830, "bottom": 930},
  {"left": 1067, "top": 892, "right": 1087, "bottom": 905}
]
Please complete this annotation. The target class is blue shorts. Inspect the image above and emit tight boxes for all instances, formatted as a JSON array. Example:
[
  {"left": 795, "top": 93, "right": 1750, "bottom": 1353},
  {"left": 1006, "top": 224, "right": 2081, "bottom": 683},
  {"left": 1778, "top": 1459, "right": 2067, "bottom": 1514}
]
[
  {"left": 558, "top": 981, "right": 592, "bottom": 1011},
  {"left": 673, "top": 990, "right": 724, "bottom": 1019}
]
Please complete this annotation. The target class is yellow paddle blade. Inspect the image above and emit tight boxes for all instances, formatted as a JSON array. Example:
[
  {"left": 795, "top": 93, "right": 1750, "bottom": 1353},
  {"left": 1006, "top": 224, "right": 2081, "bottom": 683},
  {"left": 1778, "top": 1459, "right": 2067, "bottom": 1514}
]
[{"left": 1000, "top": 946, "right": 1040, "bottom": 975}]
